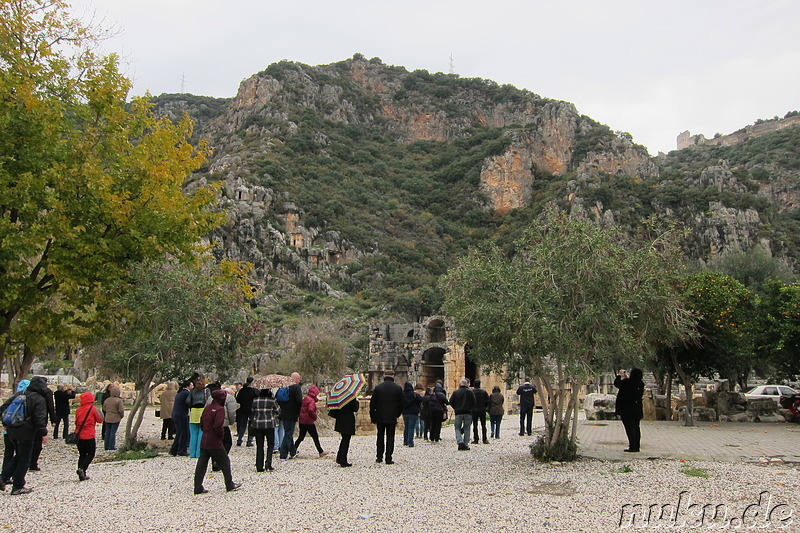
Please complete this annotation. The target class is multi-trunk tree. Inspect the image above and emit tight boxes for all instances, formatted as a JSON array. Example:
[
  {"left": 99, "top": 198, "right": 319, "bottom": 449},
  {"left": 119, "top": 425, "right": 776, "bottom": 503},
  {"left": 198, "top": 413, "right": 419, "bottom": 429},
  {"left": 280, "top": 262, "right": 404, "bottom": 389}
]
[{"left": 440, "top": 208, "right": 695, "bottom": 460}]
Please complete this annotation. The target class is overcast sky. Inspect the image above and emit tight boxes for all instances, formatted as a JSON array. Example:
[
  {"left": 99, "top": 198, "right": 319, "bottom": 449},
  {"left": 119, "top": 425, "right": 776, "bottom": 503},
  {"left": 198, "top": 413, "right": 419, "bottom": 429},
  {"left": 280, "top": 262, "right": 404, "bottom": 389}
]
[{"left": 70, "top": 0, "right": 799, "bottom": 155}]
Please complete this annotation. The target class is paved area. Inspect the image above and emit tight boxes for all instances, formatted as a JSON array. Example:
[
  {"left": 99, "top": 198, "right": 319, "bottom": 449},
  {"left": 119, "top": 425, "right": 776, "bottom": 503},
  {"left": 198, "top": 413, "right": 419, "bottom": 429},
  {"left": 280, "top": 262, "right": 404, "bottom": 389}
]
[{"left": 576, "top": 418, "right": 800, "bottom": 462}]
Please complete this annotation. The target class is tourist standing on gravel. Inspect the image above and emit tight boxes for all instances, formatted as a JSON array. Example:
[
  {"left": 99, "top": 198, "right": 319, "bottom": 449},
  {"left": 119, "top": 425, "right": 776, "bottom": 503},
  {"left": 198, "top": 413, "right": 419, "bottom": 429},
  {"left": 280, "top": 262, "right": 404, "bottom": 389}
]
[
  {"left": 414, "top": 384, "right": 426, "bottom": 440},
  {"left": 169, "top": 379, "right": 193, "bottom": 456},
  {"left": 29, "top": 376, "right": 55, "bottom": 471},
  {"left": 332, "top": 396, "right": 359, "bottom": 467},
  {"left": 235, "top": 377, "right": 257, "bottom": 447},
  {"left": 0, "top": 376, "right": 49, "bottom": 495},
  {"left": 614, "top": 368, "right": 645, "bottom": 453},
  {"left": 369, "top": 370, "right": 403, "bottom": 464},
  {"left": 1, "top": 380, "right": 29, "bottom": 492},
  {"left": 450, "top": 378, "right": 476, "bottom": 450},
  {"left": 426, "top": 383, "right": 448, "bottom": 442},
  {"left": 73, "top": 391, "right": 104, "bottom": 481},
  {"left": 99, "top": 383, "right": 112, "bottom": 441},
  {"left": 159, "top": 382, "right": 177, "bottom": 440},
  {"left": 102, "top": 386, "right": 125, "bottom": 451},
  {"left": 516, "top": 379, "right": 537, "bottom": 436},
  {"left": 186, "top": 377, "right": 210, "bottom": 458},
  {"left": 277, "top": 372, "right": 303, "bottom": 459},
  {"left": 294, "top": 385, "right": 328, "bottom": 457},
  {"left": 193, "top": 389, "right": 241, "bottom": 494},
  {"left": 53, "top": 385, "right": 76, "bottom": 439},
  {"left": 488, "top": 386, "right": 504, "bottom": 439},
  {"left": 249, "top": 388, "right": 280, "bottom": 471},
  {"left": 471, "top": 379, "right": 489, "bottom": 445},
  {"left": 401, "top": 381, "right": 423, "bottom": 447}
]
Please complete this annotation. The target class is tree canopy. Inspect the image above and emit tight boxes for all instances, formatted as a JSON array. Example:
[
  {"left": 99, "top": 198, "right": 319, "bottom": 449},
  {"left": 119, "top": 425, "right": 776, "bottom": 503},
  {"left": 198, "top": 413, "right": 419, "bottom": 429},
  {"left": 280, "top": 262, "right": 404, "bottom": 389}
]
[{"left": 0, "top": 0, "right": 222, "bottom": 377}]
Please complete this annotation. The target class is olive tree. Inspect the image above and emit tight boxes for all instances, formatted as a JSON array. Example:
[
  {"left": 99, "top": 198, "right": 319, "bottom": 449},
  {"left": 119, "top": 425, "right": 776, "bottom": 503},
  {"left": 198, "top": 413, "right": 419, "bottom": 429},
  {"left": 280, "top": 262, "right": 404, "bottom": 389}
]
[{"left": 439, "top": 208, "right": 695, "bottom": 460}]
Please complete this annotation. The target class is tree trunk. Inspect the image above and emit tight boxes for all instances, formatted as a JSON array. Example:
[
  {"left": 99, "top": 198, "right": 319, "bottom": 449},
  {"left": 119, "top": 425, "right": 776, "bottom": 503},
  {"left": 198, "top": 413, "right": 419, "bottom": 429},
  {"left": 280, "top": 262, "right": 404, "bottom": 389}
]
[
  {"left": 124, "top": 375, "right": 159, "bottom": 449},
  {"left": 670, "top": 350, "right": 694, "bottom": 427},
  {"left": 570, "top": 380, "right": 581, "bottom": 445}
]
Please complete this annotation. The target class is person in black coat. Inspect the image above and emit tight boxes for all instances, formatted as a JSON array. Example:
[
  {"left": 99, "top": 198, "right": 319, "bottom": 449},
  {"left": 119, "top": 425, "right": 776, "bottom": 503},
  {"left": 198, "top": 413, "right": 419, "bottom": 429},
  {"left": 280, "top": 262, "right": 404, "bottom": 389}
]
[
  {"left": 332, "top": 397, "right": 359, "bottom": 467},
  {"left": 471, "top": 379, "right": 490, "bottom": 445},
  {"left": 614, "top": 367, "right": 645, "bottom": 452},
  {"left": 53, "top": 385, "right": 76, "bottom": 439},
  {"left": 235, "top": 376, "right": 257, "bottom": 447},
  {"left": 369, "top": 371, "right": 404, "bottom": 464},
  {"left": 277, "top": 372, "right": 303, "bottom": 459},
  {"left": 426, "top": 383, "right": 449, "bottom": 442},
  {"left": 169, "top": 379, "right": 193, "bottom": 457}
]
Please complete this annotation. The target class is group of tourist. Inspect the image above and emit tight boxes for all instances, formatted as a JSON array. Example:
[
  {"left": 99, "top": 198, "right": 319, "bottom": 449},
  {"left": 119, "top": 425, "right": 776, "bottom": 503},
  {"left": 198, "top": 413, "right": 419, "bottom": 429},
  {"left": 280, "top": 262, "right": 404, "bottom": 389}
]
[{"left": 2, "top": 368, "right": 638, "bottom": 497}]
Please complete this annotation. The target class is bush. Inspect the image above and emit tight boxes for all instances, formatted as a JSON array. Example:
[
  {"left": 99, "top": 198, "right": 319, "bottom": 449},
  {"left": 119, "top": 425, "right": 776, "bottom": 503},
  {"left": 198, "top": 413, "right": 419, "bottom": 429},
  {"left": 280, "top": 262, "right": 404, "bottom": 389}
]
[{"left": 529, "top": 426, "right": 578, "bottom": 462}]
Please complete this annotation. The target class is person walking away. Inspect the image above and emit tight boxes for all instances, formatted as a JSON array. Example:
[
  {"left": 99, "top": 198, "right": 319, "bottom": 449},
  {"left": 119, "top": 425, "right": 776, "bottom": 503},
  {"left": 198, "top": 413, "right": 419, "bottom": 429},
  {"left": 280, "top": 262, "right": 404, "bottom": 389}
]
[
  {"left": 294, "top": 385, "right": 328, "bottom": 457},
  {"left": 331, "top": 396, "right": 359, "bottom": 467},
  {"left": 516, "top": 379, "right": 537, "bottom": 436},
  {"left": 401, "top": 382, "right": 423, "bottom": 447},
  {"left": 212, "top": 388, "right": 237, "bottom": 472},
  {"left": 29, "top": 376, "right": 55, "bottom": 471},
  {"left": 414, "top": 384, "right": 426, "bottom": 440},
  {"left": 614, "top": 368, "right": 645, "bottom": 452},
  {"left": 0, "top": 380, "right": 29, "bottom": 492},
  {"left": 0, "top": 376, "right": 49, "bottom": 495},
  {"left": 53, "top": 385, "right": 76, "bottom": 439},
  {"left": 73, "top": 392, "right": 104, "bottom": 481},
  {"left": 102, "top": 386, "right": 125, "bottom": 451},
  {"left": 186, "top": 377, "right": 210, "bottom": 459},
  {"left": 277, "top": 372, "right": 303, "bottom": 459},
  {"left": 369, "top": 370, "right": 404, "bottom": 464},
  {"left": 249, "top": 388, "right": 280, "bottom": 471},
  {"left": 471, "top": 379, "right": 490, "bottom": 444},
  {"left": 235, "top": 376, "right": 257, "bottom": 447},
  {"left": 426, "top": 383, "right": 448, "bottom": 442},
  {"left": 450, "top": 378, "right": 476, "bottom": 450},
  {"left": 158, "top": 382, "right": 177, "bottom": 440},
  {"left": 169, "top": 379, "right": 193, "bottom": 456},
  {"left": 193, "top": 390, "right": 241, "bottom": 494},
  {"left": 488, "top": 386, "right": 505, "bottom": 439}
]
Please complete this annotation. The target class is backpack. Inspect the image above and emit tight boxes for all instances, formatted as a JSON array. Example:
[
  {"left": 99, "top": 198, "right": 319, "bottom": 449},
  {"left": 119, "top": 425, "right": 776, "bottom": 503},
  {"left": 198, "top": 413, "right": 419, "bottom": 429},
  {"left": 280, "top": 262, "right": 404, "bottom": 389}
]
[
  {"left": 276, "top": 386, "right": 290, "bottom": 403},
  {"left": 2, "top": 393, "right": 27, "bottom": 427}
]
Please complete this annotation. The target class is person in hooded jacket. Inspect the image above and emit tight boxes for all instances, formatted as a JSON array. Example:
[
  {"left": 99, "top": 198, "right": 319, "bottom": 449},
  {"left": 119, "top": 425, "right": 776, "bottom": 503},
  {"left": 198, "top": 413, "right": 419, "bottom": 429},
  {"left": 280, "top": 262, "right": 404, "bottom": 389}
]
[
  {"left": 193, "top": 389, "right": 241, "bottom": 494},
  {"left": 0, "top": 376, "right": 49, "bottom": 495},
  {"left": 332, "top": 396, "right": 359, "bottom": 467},
  {"left": 294, "top": 385, "right": 328, "bottom": 457},
  {"left": 420, "top": 387, "right": 432, "bottom": 441},
  {"left": 102, "top": 386, "right": 125, "bottom": 451},
  {"left": 73, "top": 392, "right": 104, "bottom": 481},
  {"left": 401, "top": 382, "right": 423, "bottom": 447},
  {"left": 211, "top": 388, "right": 237, "bottom": 472},
  {"left": 426, "top": 383, "right": 449, "bottom": 442},
  {"left": 29, "top": 376, "right": 55, "bottom": 471}
]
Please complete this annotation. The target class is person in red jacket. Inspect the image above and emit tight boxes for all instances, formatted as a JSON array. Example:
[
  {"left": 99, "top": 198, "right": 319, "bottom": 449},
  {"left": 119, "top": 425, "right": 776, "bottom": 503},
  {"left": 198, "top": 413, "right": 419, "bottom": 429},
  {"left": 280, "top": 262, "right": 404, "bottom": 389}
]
[
  {"left": 74, "top": 392, "right": 104, "bottom": 481},
  {"left": 193, "top": 389, "right": 241, "bottom": 494},
  {"left": 293, "top": 385, "right": 328, "bottom": 458}
]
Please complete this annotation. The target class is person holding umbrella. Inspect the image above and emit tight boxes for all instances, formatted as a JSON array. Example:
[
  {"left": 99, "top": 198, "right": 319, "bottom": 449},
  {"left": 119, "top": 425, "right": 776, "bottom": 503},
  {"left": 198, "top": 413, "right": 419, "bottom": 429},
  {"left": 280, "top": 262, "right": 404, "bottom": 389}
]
[{"left": 327, "top": 374, "right": 366, "bottom": 467}]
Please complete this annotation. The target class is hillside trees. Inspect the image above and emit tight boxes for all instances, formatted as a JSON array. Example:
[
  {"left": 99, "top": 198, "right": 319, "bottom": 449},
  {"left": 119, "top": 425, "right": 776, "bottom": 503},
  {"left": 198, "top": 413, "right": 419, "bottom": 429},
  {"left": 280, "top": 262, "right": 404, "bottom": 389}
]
[
  {"left": 440, "top": 209, "right": 695, "bottom": 460},
  {"left": 0, "top": 0, "right": 221, "bottom": 382},
  {"left": 86, "top": 260, "right": 259, "bottom": 448},
  {"left": 752, "top": 280, "right": 800, "bottom": 382}
]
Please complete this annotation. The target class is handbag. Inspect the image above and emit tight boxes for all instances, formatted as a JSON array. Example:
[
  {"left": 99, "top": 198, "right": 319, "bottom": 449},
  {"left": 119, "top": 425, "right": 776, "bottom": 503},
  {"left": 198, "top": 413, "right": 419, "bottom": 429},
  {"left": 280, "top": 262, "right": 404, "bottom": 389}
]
[{"left": 66, "top": 406, "right": 94, "bottom": 445}]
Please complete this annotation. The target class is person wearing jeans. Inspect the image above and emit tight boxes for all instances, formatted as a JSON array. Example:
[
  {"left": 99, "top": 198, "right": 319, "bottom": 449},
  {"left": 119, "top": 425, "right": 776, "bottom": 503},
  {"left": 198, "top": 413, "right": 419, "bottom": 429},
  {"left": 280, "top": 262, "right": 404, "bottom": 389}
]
[
  {"left": 102, "top": 387, "right": 125, "bottom": 451},
  {"left": 401, "top": 382, "right": 423, "bottom": 447},
  {"left": 277, "top": 373, "right": 303, "bottom": 459},
  {"left": 488, "top": 386, "right": 505, "bottom": 439},
  {"left": 449, "top": 378, "right": 476, "bottom": 450}
]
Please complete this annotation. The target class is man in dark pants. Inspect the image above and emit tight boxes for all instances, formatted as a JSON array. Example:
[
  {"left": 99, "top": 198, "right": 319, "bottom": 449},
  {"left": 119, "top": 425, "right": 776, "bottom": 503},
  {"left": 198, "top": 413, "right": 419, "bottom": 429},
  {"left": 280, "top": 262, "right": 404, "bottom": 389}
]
[
  {"left": 169, "top": 379, "right": 193, "bottom": 456},
  {"left": 53, "top": 385, "right": 76, "bottom": 439},
  {"left": 193, "top": 389, "right": 241, "bottom": 494},
  {"left": 277, "top": 372, "right": 303, "bottom": 459},
  {"left": 29, "top": 377, "right": 55, "bottom": 471},
  {"left": 0, "top": 376, "right": 50, "bottom": 495},
  {"left": 369, "top": 370, "right": 404, "bottom": 464},
  {"left": 516, "top": 378, "right": 537, "bottom": 436},
  {"left": 235, "top": 376, "right": 257, "bottom": 447},
  {"left": 471, "top": 379, "right": 490, "bottom": 444}
]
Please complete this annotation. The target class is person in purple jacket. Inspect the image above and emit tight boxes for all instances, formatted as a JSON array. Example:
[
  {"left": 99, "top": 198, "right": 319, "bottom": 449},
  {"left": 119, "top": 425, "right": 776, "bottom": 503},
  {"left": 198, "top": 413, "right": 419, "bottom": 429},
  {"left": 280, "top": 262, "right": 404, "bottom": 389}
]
[{"left": 193, "top": 389, "right": 241, "bottom": 494}]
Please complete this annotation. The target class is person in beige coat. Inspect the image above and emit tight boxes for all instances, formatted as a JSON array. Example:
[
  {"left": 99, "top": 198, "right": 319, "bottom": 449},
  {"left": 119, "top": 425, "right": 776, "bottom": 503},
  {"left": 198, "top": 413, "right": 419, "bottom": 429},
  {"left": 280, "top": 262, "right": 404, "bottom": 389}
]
[
  {"left": 102, "top": 387, "right": 125, "bottom": 450},
  {"left": 159, "top": 382, "right": 177, "bottom": 440}
]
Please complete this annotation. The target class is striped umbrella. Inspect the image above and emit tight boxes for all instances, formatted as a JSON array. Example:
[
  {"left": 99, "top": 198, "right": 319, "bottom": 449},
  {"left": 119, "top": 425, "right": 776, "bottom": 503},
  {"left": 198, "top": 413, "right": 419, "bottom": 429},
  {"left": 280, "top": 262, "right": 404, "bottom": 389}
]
[{"left": 327, "top": 373, "right": 366, "bottom": 408}]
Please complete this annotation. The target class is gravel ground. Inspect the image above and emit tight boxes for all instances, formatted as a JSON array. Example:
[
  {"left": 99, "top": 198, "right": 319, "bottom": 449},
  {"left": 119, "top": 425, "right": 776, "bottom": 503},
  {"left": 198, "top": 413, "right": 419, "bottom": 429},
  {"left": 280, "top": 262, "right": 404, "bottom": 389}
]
[{"left": 2, "top": 410, "right": 799, "bottom": 533}]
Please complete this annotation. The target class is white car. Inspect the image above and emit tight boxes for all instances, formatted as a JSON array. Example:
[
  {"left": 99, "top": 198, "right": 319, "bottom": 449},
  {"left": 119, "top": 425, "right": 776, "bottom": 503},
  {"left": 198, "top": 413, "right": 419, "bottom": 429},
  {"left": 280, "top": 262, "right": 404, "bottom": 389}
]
[{"left": 744, "top": 385, "right": 799, "bottom": 405}]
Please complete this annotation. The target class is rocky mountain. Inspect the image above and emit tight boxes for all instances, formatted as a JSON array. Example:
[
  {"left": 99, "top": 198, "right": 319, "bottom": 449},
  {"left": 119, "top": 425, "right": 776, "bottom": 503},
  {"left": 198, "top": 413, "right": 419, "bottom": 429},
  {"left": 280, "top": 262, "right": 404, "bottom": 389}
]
[{"left": 152, "top": 55, "right": 800, "bottom": 322}]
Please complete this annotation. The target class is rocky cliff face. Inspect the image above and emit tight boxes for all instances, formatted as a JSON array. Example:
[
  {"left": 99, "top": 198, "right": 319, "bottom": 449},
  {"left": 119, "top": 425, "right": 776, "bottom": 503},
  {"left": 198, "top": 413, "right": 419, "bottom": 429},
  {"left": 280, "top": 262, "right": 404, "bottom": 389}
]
[{"left": 154, "top": 56, "right": 800, "bottom": 309}]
